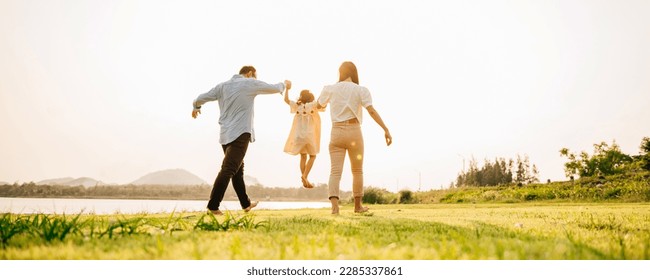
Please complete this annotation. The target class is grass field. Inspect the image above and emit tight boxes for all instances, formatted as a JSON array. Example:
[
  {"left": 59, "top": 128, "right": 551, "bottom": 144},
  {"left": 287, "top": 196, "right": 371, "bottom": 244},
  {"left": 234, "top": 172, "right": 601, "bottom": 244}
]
[{"left": 2, "top": 203, "right": 650, "bottom": 260}]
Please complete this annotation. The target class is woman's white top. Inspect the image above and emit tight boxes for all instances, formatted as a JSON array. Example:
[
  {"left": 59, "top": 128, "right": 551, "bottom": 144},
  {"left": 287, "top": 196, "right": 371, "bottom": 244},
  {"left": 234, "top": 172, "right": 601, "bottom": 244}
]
[{"left": 317, "top": 81, "right": 373, "bottom": 124}]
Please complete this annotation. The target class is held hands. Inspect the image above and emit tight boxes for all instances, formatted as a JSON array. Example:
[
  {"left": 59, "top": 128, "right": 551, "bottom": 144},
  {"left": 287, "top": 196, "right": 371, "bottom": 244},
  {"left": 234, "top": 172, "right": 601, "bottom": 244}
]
[{"left": 192, "top": 108, "right": 201, "bottom": 119}]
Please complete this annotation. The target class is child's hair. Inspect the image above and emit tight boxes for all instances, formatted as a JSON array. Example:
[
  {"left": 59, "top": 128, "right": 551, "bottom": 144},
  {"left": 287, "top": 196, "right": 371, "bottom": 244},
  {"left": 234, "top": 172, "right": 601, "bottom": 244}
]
[{"left": 297, "top": 90, "right": 315, "bottom": 105}]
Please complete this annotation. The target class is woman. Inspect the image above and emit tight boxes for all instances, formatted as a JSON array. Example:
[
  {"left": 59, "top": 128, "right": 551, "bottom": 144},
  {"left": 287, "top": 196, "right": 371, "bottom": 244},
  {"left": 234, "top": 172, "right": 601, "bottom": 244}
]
[{"left": 317, "top": 61, "right": 392, "bottom": 214}]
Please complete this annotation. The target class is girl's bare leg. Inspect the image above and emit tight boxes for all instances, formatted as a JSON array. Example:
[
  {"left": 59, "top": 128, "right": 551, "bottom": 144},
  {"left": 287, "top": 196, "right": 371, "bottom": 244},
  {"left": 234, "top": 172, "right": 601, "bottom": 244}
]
[
  {"left": 302, "top": 155, "right": 316, "bottom": 188},
  {"left": 300, "top": 154, "right": 310, "bottom": 188},
  {"left": 300, "top": 154, "right": 307, "bottom": 175}
]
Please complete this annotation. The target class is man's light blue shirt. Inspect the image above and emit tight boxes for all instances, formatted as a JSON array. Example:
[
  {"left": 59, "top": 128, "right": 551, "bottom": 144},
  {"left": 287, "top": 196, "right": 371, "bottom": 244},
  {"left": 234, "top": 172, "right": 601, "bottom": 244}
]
[{"left": 193, "top": 74, "right": 285, "bottom": 145}]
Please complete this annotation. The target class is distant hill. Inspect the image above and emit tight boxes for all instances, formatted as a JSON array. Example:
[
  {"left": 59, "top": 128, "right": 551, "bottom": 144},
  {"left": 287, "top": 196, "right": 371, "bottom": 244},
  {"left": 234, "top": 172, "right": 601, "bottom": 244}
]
[
  {"left": 37, "top": 177, "right": 105, "bottom": 187},
  {"left": 27, "top": 169, "right": 263, "bottom": 188},
  {"left": 0, "top": 181, "right": 8, "bottom": 185},
  {"left": 131, "top": 169, "right": 208, "bottom": 185},
  {"left": 37, "top": 177, "right": 75, "bottom": 185},
  {"left": 67, "top": 177, "right": 105, "bottom": 187}
]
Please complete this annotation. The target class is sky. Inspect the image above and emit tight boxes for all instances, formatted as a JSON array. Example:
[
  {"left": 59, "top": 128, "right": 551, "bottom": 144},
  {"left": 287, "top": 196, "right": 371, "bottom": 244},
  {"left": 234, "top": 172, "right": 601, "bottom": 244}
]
[{"left": 1, "top": 0, "right": 649, "bottom": 192}]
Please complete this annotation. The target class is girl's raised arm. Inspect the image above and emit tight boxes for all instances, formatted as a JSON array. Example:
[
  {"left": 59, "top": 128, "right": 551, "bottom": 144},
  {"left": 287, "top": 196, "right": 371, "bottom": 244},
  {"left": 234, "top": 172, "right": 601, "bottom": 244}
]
[{"left": 283, "top": 87, "right": 290, "bottom": 105}]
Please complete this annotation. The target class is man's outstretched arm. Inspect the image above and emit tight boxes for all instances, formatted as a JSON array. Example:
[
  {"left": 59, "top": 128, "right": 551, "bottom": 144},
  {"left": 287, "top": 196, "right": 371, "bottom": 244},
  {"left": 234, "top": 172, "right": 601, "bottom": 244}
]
[{"left": 191, "top": 84, "right": 222, "bottom": 119}]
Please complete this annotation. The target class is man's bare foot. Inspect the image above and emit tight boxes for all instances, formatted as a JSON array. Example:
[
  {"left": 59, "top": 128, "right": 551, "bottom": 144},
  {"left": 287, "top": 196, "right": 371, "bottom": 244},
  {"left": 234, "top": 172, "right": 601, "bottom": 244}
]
[
  {"left": 244, "top": 201, "right": 259, "bottom": 212},
  {"left": 208, "top": 209, "right": 223, "bottom": 216}
]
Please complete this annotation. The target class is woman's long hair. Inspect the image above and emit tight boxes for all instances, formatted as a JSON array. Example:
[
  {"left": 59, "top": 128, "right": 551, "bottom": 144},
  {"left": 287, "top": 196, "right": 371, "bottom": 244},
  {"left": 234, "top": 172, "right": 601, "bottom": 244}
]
[{"left": 338, "top": 61, "right": 359, "bottom": 84}]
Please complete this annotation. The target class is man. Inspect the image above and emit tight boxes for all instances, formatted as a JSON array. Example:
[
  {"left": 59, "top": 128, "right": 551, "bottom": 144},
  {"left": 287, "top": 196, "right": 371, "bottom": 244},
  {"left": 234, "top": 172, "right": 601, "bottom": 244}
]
[{"left": 192, "top": 65, "right": 291, "bottom": 215}]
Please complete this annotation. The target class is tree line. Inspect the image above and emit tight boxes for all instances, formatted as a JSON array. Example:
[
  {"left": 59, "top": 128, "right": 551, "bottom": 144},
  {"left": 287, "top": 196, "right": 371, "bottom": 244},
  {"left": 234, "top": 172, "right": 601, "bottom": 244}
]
[
  {"left": 453, "top": 154, "right": 539, "bottom": 187},
  {"left": 453, "top": 137, "right": 650, "bottom": 188}
]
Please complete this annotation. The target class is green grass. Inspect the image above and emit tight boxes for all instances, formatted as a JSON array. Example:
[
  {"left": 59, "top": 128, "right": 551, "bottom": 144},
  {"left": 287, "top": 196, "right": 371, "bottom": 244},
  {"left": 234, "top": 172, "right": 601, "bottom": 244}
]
[{"left": 2, "top": 203, "right": 650, "bottom": 260}]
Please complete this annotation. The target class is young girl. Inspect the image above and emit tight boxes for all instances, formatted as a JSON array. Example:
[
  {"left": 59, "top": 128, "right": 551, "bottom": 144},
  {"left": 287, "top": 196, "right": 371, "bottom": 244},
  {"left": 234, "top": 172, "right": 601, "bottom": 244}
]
[{"left": 283, "top": 88, "right": 326, "bottom": 188}]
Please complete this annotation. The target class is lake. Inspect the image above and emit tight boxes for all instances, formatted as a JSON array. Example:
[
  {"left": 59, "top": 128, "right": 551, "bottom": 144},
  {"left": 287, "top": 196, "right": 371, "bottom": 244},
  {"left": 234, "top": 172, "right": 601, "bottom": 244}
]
[{"left": 0, "top": 197, "right": 330, "bottom": 214}]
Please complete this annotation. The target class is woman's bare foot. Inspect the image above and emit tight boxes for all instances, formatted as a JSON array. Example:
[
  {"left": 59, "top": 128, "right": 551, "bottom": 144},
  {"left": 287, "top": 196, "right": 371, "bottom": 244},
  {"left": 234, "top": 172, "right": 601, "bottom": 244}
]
[
  {"left": 353, "top": 197, "right": 368, "bottom": 213},
  {"left": 354, "top": 206, "right": 369, "bottom": 213},
  {"left": 330, "top": 197, "right": 339, "bottom": 215}
]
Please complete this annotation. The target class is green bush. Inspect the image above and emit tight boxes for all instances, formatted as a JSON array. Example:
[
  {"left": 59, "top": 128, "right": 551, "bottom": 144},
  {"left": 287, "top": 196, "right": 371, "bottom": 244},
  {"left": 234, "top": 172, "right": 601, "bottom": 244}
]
[
  {"left": 604, "top": 188, "right": 622, "bottom": 199},
  {"left": 362, "top": 187, "right": 396, "bottom": 204},
  {"left": 398, "top": 190, "right": 417, "bottom": 204},
  {"left": 524, "top": 192, "right": 539, "bottom": 201}
]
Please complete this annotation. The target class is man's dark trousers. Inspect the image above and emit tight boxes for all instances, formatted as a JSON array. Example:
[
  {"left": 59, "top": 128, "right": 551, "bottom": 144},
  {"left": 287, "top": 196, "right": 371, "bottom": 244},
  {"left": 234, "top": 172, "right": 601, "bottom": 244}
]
[{"left": 207, "top": 133, "right": 252, "bottom": 211}]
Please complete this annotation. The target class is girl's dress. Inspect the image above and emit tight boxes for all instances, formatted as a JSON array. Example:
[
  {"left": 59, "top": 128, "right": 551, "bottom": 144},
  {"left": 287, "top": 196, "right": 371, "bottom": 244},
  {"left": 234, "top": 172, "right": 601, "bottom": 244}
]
[{"left": 283, "top": 101, "right": 325, "bottom": 155}]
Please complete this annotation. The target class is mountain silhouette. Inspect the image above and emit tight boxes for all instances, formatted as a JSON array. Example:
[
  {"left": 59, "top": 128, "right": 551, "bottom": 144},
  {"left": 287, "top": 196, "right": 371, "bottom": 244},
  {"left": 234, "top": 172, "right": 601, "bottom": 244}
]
[
  {"left": 30, "top": 169, "right": 263, "bottom": 187},
  {"left": 130, "top": 169, "right": 209, "bottom": 185}
]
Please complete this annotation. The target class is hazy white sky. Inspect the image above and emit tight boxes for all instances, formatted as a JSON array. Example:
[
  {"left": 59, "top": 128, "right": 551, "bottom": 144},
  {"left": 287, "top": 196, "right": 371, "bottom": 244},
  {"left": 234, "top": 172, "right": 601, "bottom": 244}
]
[{"left": 1, "top": 0, "right": 649, "bottom": 191}]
